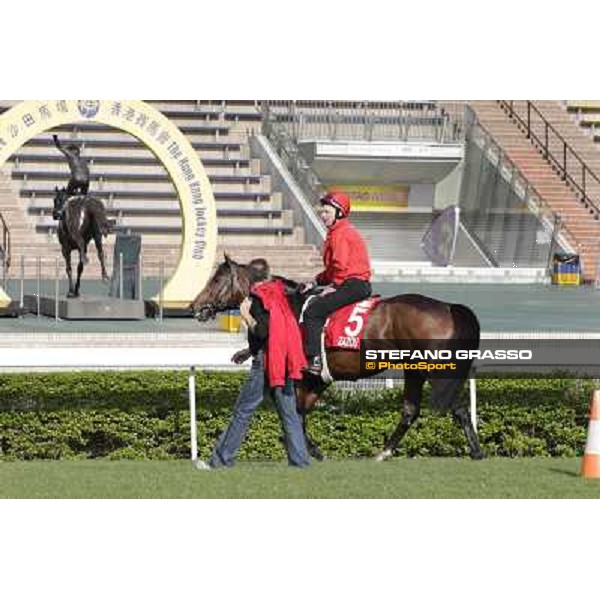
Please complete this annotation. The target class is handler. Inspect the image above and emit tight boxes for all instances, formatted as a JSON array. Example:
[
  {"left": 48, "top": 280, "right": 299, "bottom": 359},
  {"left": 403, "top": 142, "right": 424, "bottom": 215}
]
[{"left": 197, "top": 259, "right": 310, "bottom": 470}]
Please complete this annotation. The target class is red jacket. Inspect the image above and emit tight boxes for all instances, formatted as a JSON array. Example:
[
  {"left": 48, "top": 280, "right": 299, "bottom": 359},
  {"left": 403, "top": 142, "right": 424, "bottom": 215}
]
[
  {"left": 316, "top": 219, "right": 371, "bottom": 286},
  {"left": 251, "top": 279, "right": 307, "bottom": 387}
]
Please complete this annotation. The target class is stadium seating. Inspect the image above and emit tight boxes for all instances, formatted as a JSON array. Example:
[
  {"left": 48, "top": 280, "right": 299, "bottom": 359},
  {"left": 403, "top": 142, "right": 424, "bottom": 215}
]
[
  {"left": 0, "top": 100, "right": 319, "bottom": 281},
  {"left": 2, "top": 99, "right": 462, "bottom": 282},
  {"left": 470, "top": 101, "right": 600, "bottom": 280},
  {"left": 267, "top": 100, "right": 462, "bottom": 142},
  {"left": 562, "top": 102, "right": 600, "bottom": 183},
  {"left": 566, "top": 101, "right": 600, "bottom": 143}
]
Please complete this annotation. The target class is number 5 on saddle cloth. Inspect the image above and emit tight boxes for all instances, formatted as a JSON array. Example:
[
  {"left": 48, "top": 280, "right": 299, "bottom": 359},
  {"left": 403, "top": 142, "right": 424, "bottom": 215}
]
[{"left": 299, "top": 292, "right": 381, "bottom": 351}]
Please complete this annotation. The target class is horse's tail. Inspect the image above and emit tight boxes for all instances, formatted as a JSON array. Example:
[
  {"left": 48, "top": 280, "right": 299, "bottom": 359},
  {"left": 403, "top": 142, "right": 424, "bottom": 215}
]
[
  {"left": 100, "top": 215, "right": 115, "bottom": 237},
  {"left": 425, "top": 303, "right": 481, "bottom": 414},
  {"left": 93, "top": 211, "right": 112, "bottom": 237},
  {"left": 87, "top": 198, "right": 113, "bottom": 237},
  {"left": 450, "top": 303, "right": 480, "bottom": 350}
]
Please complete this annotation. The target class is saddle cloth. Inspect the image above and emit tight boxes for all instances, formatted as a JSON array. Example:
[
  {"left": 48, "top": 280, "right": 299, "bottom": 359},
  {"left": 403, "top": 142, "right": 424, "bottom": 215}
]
[{"left": 323, "top": 297, "right": 381, "bottom": 350}]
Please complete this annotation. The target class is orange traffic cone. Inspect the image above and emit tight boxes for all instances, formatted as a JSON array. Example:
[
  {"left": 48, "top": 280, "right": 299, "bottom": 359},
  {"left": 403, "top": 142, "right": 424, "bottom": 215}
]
[{"left": 581, "top": 390, "right": 600, "bottom": 478}]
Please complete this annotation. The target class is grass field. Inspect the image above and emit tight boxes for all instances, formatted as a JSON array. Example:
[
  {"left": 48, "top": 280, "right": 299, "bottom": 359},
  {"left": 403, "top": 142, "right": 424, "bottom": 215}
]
[{"left": 1, "top": 457, "right": 599, "bottom": 498}]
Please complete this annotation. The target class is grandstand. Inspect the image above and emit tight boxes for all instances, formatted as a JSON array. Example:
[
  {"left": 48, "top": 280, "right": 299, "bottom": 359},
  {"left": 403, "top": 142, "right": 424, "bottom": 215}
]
[
  {"left": 1, "top": 99, "right": 600, "bottom": 289},
  {"left": 5, "top": 100, "right": 600, "bottom": 483},
  {"left": 470, "top": 101, "right": 600, "bottom": 281},
  {"left": 0, "top": 100, "right": 321, "bottom": 282},
  {"left": 266, "top": 100, "right": 463, "bottom": 143},
  {"left": 566, "top": 101, "right": 600, "bottom": 147},
  {"left": 262, "top": 100, "right": 480, "bottom": 279}
]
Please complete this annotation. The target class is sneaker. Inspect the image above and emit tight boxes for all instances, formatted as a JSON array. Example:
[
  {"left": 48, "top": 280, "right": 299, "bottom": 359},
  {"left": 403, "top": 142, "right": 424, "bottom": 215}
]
[{"left": 195, "top": 460, "right": 212, "bottom": 471}]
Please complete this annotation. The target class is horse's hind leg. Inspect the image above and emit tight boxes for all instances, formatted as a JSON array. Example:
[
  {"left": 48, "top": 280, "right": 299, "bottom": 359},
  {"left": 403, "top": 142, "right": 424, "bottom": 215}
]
[
  {"left": 375, "top": 374, "right": 424, "bottom": 462},
  {"left": 432, "top": 377, "right": 484, "bottom": 460},
  {"left": 453, "top": 406, "right": 484, "bottom": 460},
  {"left": 295, "top": 382, "right": 326, "bottom": 461},
  {"left": 93, "top": 223, "right": 109, "bottom": 281}
]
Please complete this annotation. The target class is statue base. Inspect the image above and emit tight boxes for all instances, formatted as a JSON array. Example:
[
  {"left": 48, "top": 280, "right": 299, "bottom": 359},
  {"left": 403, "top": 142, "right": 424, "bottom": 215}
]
[
  {"left": 24, "top": 294, "right": 146, "bottom": 320},
  {"left": 0, "top": 301, "right": 26, "bottom": 318},
  {"left": 144, "top": 301, "right": 194, "bottom": 319}
]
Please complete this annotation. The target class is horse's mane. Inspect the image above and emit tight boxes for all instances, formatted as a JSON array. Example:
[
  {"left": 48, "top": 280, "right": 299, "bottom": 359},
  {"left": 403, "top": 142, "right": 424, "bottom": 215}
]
[
  {"left": 228, "top": 257, "right": 301, "bottom": 293},
  {"left": 239, "top": 261, "right": 305, "bottom": 317},
  {"left": 193, "top": 255, "right": 311, "bottom": 319}
]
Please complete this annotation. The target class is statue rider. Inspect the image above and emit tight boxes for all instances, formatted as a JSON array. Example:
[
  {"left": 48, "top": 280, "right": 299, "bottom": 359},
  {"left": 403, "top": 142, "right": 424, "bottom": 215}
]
[{"left": 53, "top": 134, "right": 90, "bottom": 197}]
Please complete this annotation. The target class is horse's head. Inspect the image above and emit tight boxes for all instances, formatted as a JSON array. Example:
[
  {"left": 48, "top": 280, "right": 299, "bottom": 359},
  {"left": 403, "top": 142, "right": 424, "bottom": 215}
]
[
  {"left": 52, "top": 186, "right": 68, "bottom": 220},
  {"left": 191, "top": 253, "right": 252, "bottom": 322}
]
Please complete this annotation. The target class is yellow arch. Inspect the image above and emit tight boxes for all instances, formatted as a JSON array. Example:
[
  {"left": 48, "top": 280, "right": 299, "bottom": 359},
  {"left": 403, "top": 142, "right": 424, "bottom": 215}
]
[{"left": 0, "top": 100, "right": 217, "bottom": 309}]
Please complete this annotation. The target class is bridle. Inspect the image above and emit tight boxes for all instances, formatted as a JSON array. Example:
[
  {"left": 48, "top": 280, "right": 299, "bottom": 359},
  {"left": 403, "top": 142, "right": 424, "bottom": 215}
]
[{"left": 194, "top": 261, "right": 248, "bottom": 320}]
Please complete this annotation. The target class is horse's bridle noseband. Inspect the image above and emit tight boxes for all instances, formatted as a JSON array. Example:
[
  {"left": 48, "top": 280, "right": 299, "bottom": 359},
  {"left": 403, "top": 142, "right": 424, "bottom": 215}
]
[{"left": 194, "top": 262, "right": 245, "bottom": 320}]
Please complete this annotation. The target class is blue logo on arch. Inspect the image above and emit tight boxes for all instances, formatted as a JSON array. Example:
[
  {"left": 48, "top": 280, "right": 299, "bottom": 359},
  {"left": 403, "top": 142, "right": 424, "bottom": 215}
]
[{"left": 77, "top": 100, "right": 100, "bottom": 119}]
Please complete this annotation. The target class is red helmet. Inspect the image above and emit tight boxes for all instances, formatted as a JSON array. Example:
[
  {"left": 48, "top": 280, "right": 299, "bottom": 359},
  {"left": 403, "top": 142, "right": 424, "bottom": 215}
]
[{"left": 320, "top": 191, "right": 351, "bottom": 218}]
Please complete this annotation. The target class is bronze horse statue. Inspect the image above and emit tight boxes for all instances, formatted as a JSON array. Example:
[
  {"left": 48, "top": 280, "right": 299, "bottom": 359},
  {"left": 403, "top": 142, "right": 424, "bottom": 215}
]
[
  {"left": 53, "top": 187, "right": 112, "bottom": 298},
  {"left": 193, "top": 255, "right": 484, "bottom": 461}
]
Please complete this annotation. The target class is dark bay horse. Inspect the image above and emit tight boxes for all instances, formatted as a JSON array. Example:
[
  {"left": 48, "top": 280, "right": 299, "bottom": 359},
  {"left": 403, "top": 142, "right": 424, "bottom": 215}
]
[
  {"left": 192, "top": 255, "right": 484, "bottom": 461},
  {"left": 53, "top": 187, "right": 112, "bottom": 298}
]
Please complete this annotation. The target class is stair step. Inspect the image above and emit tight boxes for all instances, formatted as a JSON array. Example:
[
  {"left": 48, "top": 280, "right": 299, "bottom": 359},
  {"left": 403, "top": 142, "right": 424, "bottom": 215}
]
[{"left": 471, "top": 100, "right": 600, "bottom": 280}]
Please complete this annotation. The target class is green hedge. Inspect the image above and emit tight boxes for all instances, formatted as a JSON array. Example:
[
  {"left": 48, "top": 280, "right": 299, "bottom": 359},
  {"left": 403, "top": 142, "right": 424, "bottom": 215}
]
[{"left": 0, "top": 372, "right": 594, "bottom": 460}]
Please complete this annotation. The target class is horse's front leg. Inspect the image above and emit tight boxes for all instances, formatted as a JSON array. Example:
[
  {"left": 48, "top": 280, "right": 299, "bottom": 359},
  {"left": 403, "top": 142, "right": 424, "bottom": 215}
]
[
  {"left": 74, "top": 233, "right": 88, "bottom": 265},
  {"left": 300, "top": 410, "right": 325, "bottom": 461},
  {"left": 74, "top": 255, "right": 84, "bottom": 297},
  {"left": 63, "top": 249, "right": 77, "bottom": 298},
  {"left": 296, "top": 382, "right": 326, "bottom": 461}
]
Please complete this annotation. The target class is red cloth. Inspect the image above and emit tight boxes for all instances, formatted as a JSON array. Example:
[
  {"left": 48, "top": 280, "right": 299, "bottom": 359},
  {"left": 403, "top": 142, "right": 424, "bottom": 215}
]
[
  {"left": 316, "top": 219, "right": 371, "bottom": 286},
  {"left": 324, "top": 297, "right": 381, "bottom": 350},
  {"left": 251, "top": 279, "right": 307, "bottom": 387}
]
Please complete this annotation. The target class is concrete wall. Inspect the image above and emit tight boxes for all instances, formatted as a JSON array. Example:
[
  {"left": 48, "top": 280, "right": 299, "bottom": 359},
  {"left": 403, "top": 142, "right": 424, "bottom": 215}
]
[
  {"left": 250, "top": 135, "right": 325, "bottom": 247},
  {"left": 408, "top": 184, "right": 435, "bottom": 209},
  {"left": 434, "top": 160, "right": 464, "bottom": 210}
]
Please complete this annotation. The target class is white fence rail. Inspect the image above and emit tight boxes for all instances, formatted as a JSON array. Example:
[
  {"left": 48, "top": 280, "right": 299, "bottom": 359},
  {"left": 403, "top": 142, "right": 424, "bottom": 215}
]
[
  {"left": 0, "top": 346, "right": 241, "bottom": 463},
  {"left": 3, "top": 332, "right": 598, "bottom": 460}
]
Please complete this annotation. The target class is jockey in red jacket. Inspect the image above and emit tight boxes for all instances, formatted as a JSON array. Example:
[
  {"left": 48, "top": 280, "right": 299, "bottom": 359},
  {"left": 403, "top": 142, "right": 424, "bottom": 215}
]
[{"left": 302, "top": 191, "right": 372, "bottom": 375}]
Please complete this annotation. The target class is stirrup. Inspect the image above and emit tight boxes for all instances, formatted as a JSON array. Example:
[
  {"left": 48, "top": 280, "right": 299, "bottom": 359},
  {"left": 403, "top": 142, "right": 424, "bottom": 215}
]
[{"left": 303, "top": 356, "right": 322, "bottom": 375}]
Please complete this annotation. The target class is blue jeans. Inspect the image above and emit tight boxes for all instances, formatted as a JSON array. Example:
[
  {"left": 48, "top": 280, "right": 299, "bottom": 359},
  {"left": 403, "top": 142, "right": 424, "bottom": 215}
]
[{"left": 209, "top": 351, "right": 310, "bottom": 468}]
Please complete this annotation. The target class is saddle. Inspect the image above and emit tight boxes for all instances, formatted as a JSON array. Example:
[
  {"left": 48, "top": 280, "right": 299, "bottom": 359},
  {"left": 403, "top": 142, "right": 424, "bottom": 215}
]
[
  {"left": 299, "top": 291, "right": 381, "bottom": 351},
  {"left": 323, "top": 296, "right": 381, "bottom": 350}
]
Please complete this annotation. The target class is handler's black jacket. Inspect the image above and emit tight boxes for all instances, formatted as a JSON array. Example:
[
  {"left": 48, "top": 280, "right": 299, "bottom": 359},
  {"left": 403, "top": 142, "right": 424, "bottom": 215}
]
[{"left": 248, "top": 297, "right": 269, "bottom": 356}]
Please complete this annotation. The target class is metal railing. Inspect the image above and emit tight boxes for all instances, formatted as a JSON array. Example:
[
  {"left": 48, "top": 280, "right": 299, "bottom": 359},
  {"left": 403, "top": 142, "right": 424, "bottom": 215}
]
[
  {"left": 264, "top": 100, "right": 465, "bottom": 144},
  {"left": 499, "top": 100, "right": 600, "bottom": 220},
  {"left": 461, "top": 105, "right": 576, "bottom": 269},
  {"left": 0, "top": 212, "right": 11, "bottom": 285},
  {"left": 261, "top": 103, "right": 325, "bottom": 203},
  {"left": 3, "top": 253, "right": 172, "bottom": 321}
]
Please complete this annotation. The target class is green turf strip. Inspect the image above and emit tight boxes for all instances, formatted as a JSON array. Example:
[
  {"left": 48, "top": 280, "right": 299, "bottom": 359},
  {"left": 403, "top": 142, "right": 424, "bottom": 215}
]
[{"left": 1, "top": 458, "right": 599, "bottom": 498}]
